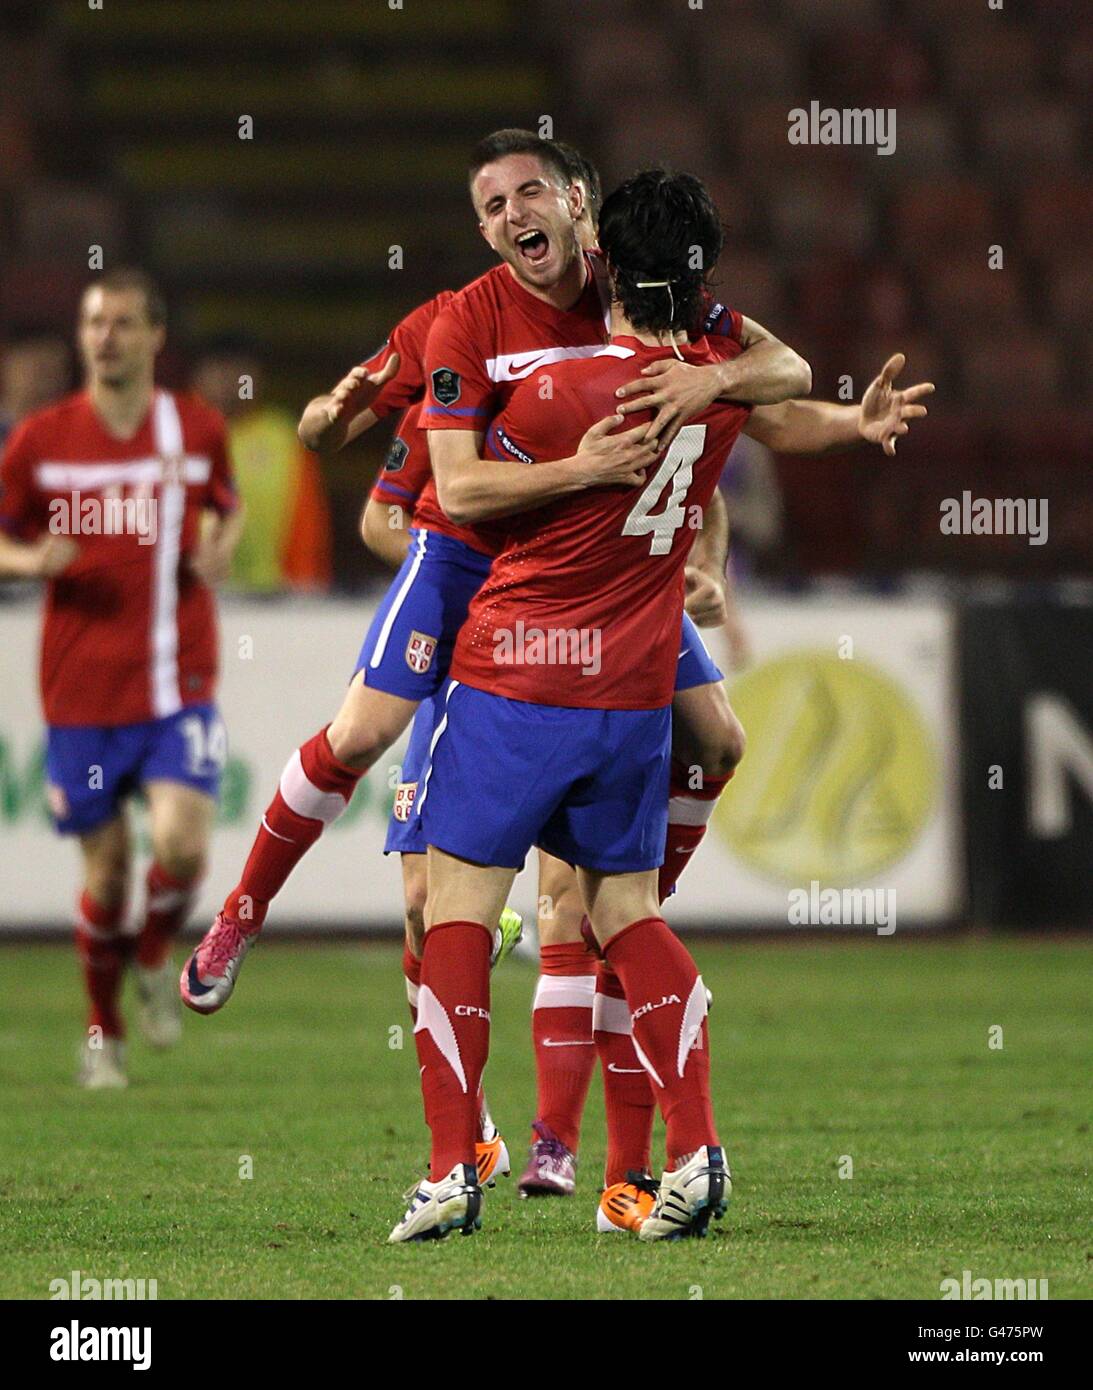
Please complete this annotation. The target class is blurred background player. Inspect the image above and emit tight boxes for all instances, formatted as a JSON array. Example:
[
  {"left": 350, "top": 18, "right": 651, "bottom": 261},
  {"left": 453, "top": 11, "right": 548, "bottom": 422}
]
[
  {"left": 0, "top": 268, "right": 242, "bottom": 1087},
  {"left": 191, "top": 334, "right": 332, "bottom": 594}
]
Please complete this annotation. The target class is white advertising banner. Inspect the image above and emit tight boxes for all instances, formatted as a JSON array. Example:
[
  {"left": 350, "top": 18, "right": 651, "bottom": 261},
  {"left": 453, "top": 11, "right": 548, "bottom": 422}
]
[{"left": 0, "top": 593, "right": 961, "bottom": 932}]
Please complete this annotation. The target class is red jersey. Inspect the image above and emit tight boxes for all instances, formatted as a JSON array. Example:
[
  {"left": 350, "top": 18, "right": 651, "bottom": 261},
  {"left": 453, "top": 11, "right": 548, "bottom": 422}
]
[
  {"left": 0, "top": 389, "right": 237, "bottom": 726},
  {"left": 361, "top": 290, "right": 456, "bottom": 422},
  {"left": 416, "top": 252, "right": 613, "bottom": 554},
  {"left": 450, "top": 337, "right": 751, "bottom": 710}
]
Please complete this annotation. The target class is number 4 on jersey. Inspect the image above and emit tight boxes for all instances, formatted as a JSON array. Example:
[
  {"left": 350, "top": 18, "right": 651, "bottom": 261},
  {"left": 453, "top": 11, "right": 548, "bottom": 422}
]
[{"left": 621, "top": 423, "right": 707, "bottom": 555}]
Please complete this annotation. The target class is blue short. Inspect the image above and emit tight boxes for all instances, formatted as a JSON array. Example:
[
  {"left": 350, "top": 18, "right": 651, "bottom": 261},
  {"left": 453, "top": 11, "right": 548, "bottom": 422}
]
[
  {"left": 45, "top": 703, "right": 225, "bottom": 835},
  {"left": 418, "top": 682, "right": 671, "bottom": 873},
  {"left": 383, "top": 614, "right": 723, "bottom": 856},
  {"left": 353, "top": 528, "right": 493, "bottom": 700},
  {"left": 676, "top": 612, "right": 723, "bottom": 691}
]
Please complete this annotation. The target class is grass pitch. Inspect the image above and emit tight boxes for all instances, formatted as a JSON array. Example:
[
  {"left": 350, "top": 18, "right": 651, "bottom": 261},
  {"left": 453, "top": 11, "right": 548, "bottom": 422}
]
[{"left": 1, "top": 937, "right": 1089, "bottom": 1300}]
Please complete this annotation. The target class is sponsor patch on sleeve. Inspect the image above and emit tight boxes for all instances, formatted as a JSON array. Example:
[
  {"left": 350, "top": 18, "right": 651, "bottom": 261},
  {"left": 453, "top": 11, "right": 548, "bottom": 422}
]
[
  {"left": 431, "top": 368, "right": 462, "bottom": 407},
  {"left": 384, "top": 437, "right": 409, "bottom": 472}
]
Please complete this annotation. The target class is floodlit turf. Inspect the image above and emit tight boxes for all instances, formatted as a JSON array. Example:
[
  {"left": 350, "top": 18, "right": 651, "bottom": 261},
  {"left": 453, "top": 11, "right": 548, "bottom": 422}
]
[{"left": 1, "top": 938, "right": 1089, "bottom": 1300}]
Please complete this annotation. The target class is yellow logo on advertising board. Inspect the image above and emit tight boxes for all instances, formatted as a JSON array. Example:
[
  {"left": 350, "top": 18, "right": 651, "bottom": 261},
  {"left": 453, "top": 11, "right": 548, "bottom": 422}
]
[{"left": 716, "top": 652, "right": 936, "bottom": 884}]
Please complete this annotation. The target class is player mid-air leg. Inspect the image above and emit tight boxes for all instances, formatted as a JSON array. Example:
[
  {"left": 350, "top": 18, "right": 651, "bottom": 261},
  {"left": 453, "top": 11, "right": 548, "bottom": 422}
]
[
  {"left": 182, "top": 523, "right": 493, "bottom": 1015},
  {"left": 181, "top": 673, "right": 417, "bottom": 1013}
]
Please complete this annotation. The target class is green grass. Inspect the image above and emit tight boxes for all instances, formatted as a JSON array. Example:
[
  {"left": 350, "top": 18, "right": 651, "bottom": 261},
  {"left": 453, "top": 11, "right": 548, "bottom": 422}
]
[{"left": 1, "top": 939, "right": 1089, "bottom": 1300}]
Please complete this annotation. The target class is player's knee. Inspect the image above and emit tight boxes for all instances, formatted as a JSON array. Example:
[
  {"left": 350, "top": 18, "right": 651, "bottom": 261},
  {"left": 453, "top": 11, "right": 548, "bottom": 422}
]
[
  {"left": 151, "top": 833, "right": 206, "bottom": 883},
  {"left": 693, "top": 709, "right": 746, "bottom": 780},
  {"left": 326, "top": 714, "right": 387, "bottom": 770},
  {"left": 85, "top": 863, "right": 129, "bottom": 910}
]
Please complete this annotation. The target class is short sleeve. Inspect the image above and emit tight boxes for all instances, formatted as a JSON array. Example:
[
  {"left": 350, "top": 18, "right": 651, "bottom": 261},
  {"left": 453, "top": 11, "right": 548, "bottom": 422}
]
[
  {"left": 369, "top": 404, "right": 433, "bottom": 508},
  {"left": 421, "top": 302, "right": 496, "bottom": 433}
]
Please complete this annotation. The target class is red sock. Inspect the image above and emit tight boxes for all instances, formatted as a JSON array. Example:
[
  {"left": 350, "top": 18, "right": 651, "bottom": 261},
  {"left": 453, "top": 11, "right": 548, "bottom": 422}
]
[
  {"left": 136, "top": 862, "right": 200, "bottom": 968},
  {"left": 405, "top": 941, "right": 490, "bottom": 1144},
  {"left": 605, "top": 917, "right": 717, "bottom": 1165},
  {"left": 415, "top": 921, "right": 492, "bottom": 1180},
  {"left": 593, "top": 961, "right": 655, "bottom": 1185},
  {"left": 75, "top": 891, "right": 132, "bottom": 1039},
  {"left": 658, "top": 761, "right": 733, "bottom": 903},
  {"left": 530, "top": 941, "right": 598, "bottom": 1152},
  {"left": 402, "top": 943, "right": 422, "bottom": 1025},
  {"left": 223, "top": 726, "right": 363, "bottom": 930}
]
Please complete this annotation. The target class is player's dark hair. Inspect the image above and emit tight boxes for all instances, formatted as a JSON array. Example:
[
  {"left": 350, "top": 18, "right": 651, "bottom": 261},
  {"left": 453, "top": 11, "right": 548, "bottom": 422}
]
[
  {"left": 468, "top": 128, "right": 574, "bottom": 202},
  {"left": 85, "top": 268, "right": 167, "bottom": 327},
  {"left": 598, "top": 170, "right": 723, "bottom": 335},
  {"left": 554, "top": 140, "right": 602, "bottom": 222}
]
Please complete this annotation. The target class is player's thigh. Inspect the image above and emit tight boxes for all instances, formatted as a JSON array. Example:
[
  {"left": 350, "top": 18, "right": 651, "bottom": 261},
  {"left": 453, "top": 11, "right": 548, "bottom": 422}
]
[
  {"left": 327, "top": 670, "right": 419, "bottom": 768},
  {"left": 425, "top": 846, "right": 515, "bottom": 934},
  {"left": 144, "top": 779, "right": 217, "bottom": 875},
  {"left": 577, "top": 867, "right": 661, "bottom": 949},
  {"left": 78, "top": 812, "right": 132, "bottom": 906},
  {"left": 401, "top": 852, "right": 428, "bottom": 956},
  {"left": 536, "top": 849, "right": 586, "bottom": 945},
  {"left": 671, "top": 680, "right": 746, "bottom": 778}
]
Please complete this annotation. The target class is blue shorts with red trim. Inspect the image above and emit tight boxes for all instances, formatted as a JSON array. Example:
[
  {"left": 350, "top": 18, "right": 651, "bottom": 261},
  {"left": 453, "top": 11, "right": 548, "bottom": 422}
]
[
  {"left": 417, "top": 682, "right": 671, "bottom": 873},
  {"left": 45, "top": 703, "right": 225, "bottom": 835},
  {"left": 353, "top": 527, "right": 493, "bottom": 700}
]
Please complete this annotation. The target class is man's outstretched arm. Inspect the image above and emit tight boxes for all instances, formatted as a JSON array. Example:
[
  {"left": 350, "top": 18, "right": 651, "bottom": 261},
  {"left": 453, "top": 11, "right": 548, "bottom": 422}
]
[{"left": 745, "top": 354, "right": 934, "bottom": 456}]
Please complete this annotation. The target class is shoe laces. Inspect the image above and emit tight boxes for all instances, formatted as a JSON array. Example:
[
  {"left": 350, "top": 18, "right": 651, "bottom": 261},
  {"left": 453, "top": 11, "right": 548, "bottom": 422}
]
[
  {"left": 202, "top": 915, "right": 249, "bottom": 975},
  {"left": 531, "top": 1121, "right": 573, "bottom": 1168},
  {"left": 624, "top": 1170, "right": 660, "bottom": 1199}
]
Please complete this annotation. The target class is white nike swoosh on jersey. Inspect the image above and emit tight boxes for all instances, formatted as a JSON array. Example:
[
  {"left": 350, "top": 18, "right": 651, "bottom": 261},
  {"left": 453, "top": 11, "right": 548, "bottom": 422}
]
[
  {"left": 542, "top": 1038, "right": 595, "bottom": 1048},
  {"left": 607, "top": 1063, "right": 645, "bottom": 1074}
]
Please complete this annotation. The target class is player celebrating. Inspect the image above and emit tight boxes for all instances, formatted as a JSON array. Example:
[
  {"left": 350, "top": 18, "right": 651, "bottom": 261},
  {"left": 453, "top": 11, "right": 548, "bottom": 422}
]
[
  {"left": 0, "top": 269, "right": 242, "bottom": 1087},
  {"left": 391, "top": 168, "right": 760, "bottom": 1243}
]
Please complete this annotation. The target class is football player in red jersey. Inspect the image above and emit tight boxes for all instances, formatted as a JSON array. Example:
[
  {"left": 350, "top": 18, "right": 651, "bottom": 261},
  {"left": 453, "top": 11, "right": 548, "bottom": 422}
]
[{"left": 0, "top": 269, "right": 242, "bottom": 1087}]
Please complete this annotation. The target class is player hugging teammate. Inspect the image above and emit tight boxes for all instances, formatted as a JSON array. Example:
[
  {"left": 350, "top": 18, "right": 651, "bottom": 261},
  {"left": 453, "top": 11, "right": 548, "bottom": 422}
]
[{"left": 181, "top": 130, "right": 931, "bottom": 1243}]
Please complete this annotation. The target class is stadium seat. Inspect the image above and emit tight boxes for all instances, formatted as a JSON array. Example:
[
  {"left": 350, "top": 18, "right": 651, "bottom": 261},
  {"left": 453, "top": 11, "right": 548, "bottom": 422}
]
[
  {"left": 977, "top": 102, "right": 1079, "bottom": 171},
  {"left": 922, "top": 256, "right": 1023, "bottom": 335},
  {"left": 962, "top": 332, "right": 1063, "bottom": 406},
  {"left": 891, "top": 179, "right": 997, "bottom": 264},
  {"left": 1018, "top": 180, "right": 1093, "bottom": 259},
  {"left": 943, "top": 24, "right": 1041, "bottom": 97}
]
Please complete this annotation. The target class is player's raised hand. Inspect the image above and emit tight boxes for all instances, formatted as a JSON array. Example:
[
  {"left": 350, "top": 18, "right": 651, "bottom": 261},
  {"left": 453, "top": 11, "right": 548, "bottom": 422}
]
[
  {"left": 614, "top": 359, "right": 720, "bottom": 445},
  {"left": 32, "top": 534, "right": 79, "bottom": 578},
  {"left": 324, "top": 352, "right": 401, "bottom": 426},
  {"left": 859, "top": 353, "right": 935, "bottom": 457},
  {"left": 575, "top": 412, "right": 660, "bottom": 487}
]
